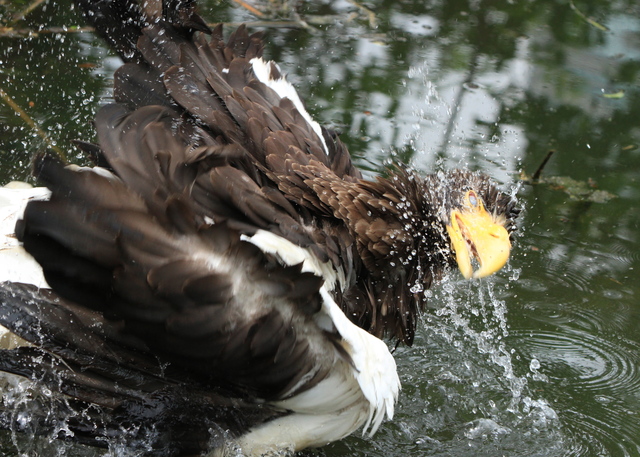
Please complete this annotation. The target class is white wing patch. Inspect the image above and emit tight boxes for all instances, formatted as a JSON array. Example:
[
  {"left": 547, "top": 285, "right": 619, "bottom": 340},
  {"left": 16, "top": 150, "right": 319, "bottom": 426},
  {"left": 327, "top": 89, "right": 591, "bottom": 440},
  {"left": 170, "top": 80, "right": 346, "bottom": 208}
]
[
  {"left": 249, "top": 57, "right": 330, "bottom": 156},
  {"left": 0, "top": 184, "right": 51, "bottom": 288},
  {"left": 319, "top": 287, "right": 399, "bottom": 436},
  {"left": 242, "top": 229, "right": 400, "bottom": 436},
  {"left": 241, "top": 229, "right": 345, "bottom": 291}
]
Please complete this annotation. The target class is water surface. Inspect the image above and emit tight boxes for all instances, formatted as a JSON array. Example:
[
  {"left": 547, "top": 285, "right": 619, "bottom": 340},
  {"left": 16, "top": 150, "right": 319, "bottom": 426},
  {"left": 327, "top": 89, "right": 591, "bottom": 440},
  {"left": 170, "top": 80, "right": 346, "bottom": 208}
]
[{"left": 1, "top": 0, "right": 640, "bottom": 456}]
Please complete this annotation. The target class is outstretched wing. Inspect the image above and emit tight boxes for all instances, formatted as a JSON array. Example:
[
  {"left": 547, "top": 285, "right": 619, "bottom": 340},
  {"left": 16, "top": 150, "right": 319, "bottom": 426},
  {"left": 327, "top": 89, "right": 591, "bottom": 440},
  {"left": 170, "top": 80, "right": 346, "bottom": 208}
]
[
  {"left": 85, "top": 18, "right": 366, "bottom": 282},
  {"left": 14, "top": 7, "right": 369, "bottom": 399},
  {"left": 1, "top": 5, "right": 409, "bottom": 453},
  {"left": 0, "top": 281, "right": 288, "bottom": 455},
  {"left": 6, "top": 3, "right": 398, "bottom": 438},
  {"left": 17, "top": 152, "right": 339, "bottom": 401}
]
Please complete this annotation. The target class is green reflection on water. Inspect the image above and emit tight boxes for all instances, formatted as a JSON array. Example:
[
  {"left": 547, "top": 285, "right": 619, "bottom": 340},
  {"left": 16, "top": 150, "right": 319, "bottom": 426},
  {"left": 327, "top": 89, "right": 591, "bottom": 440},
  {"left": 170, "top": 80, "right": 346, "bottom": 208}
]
[{"left": 1, "top": 0, "right": 640, "bottom": 456}]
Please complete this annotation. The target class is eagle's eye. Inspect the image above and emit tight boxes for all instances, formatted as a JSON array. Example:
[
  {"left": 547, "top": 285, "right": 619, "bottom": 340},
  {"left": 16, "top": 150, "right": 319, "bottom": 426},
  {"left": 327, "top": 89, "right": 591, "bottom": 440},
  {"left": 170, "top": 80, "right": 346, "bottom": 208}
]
[{"left": 466, "top": 190, "right": 480, "bottom": 208}]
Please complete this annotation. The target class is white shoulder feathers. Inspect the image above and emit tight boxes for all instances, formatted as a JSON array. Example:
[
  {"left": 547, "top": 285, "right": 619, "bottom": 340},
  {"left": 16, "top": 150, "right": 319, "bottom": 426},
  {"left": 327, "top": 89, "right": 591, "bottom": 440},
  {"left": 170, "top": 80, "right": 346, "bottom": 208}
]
[
  {"left": 250, "top": 57, "right": 330, "bottom": 156},
  {"left": 0, "top": 184, "right": 50, "bottom": 288}
]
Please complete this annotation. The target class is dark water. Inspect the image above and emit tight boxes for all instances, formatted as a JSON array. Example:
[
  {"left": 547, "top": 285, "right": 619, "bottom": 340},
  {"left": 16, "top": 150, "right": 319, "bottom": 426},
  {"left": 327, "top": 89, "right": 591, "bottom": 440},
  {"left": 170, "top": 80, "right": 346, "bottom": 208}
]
[{"left": 1, "top": 0, "right": 640, "bottom": 456}]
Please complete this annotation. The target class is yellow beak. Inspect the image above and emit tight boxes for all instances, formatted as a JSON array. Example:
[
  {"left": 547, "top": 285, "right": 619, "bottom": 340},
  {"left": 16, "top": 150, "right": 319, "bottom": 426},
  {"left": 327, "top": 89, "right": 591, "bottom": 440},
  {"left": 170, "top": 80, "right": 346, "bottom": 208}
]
[{"left": 446, "top": 205, "right": 511, "bottom": 279}]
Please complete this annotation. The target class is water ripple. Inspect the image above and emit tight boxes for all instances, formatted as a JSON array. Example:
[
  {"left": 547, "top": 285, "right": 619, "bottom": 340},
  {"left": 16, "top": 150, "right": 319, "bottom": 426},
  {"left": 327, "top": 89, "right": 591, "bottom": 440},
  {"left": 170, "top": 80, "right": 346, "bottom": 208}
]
[
  {"left": 522, "top": 301, "right": 635, "bottom": 336},
  {"left": 608, "top": 239, "right": 640, "bottom": 265},
  {"left": 514, "top": 329, "right": 640, "bottom": 395},
  {"left": 539, "top": 257, "right": 593, "bottom": 293},
  {"left": 511, "top": 328, "right": 640, "bottom": 457}
]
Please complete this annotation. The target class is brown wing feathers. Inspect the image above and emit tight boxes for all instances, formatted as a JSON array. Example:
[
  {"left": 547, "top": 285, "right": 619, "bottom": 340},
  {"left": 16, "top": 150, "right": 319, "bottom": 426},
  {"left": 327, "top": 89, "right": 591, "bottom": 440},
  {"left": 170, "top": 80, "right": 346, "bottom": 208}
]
[
  {"left": 0, "top": 285, "right": 287, "bottom": 454},
  {"left": 18, "top": 154, "right": 330, "bottom": 399},
  {"left": 6, "top": 3, "right": 417, "bottom": 444},
  {"left": 18, "top": 86, "right": 330, "bottom": 385},
  {"left": 0, "top": 3, "right": 416, "bottom": 455},
  {"left": 11, "top": 11, "right": 416, "bottom": 407}
]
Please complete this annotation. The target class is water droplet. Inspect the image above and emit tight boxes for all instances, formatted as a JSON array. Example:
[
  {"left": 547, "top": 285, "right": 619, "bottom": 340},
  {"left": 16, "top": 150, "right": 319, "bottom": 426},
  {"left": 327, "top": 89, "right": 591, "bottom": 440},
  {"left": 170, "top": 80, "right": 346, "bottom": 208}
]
[{"left": 530, "top": 358, "right": 541, "bottom": 371}]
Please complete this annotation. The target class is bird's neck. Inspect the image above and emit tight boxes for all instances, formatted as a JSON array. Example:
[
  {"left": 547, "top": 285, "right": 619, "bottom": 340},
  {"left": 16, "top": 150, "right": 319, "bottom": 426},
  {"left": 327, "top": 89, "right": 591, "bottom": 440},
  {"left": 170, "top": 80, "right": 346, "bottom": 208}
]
[
  {"left": 322, "top": 172, "right": 447, "bottom": 271},
  {"left": 312, "top": 171, "right": 450, "bottom": 345}
]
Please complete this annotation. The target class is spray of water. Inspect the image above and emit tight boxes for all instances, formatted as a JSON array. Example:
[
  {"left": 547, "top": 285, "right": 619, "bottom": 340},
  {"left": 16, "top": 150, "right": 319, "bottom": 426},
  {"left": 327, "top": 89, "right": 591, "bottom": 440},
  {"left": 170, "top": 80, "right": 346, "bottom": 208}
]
[{"left": 412, "top": 264, "right": 561, "bottom": 452}]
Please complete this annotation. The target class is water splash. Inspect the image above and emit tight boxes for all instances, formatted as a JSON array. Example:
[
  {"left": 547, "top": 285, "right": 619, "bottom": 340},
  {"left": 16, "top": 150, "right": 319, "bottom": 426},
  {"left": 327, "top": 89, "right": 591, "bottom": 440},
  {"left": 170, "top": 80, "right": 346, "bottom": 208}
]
[
  {"left": 429, "top": 275, "right": 529, "bottom": 405},
  {"left": 399, "top": 269, "right": 562, "bottom": 455},
  {"left": 0, "top": 372, "right": 84, "bottom": 457}
]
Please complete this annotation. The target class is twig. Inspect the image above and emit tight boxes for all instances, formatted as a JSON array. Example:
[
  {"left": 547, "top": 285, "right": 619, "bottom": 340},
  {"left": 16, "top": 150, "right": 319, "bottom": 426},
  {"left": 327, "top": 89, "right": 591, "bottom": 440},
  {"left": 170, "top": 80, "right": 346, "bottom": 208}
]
[
  {"left": 231, "top": 0, "right": 265, "bottom": 17},
  {"left": 569, "top": 0, "right": 609, "bottom": 32},
  {"left": 346, "top": 0, "right": 377, "bottom": 28},
  {"left": 0, "top": 26, "right": 94, "bottom": 38},
  {"left": 0, "top": 86, "right": 66, "bottom": 160},
  {"left": 219, "top": 20, "right": 310, "bottom": 29},
  {"left": 531, "top": 150, "right": 555, "bottom": 183},
  {"left": 8, "top": 0, "right": 48, "bottom": 26}
]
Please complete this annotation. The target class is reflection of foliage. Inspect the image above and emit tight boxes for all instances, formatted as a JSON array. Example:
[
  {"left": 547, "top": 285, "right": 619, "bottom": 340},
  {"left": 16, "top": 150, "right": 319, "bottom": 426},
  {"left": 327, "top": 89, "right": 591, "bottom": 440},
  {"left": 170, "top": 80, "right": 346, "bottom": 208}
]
[
  {"left": 1, "top": 0, "right": 638, "bottom": 181},
  {"left": 504, "top": 87, "right": 640, "bottom": 250},
  {"left": 0, "top": 1, "right": 639, "bottom": 456},
  {"left": 0, "top": 2, "right": 105, "bottom": 182},
  {"left": 505, "top": 90, "right": 640, "bottom": 193}
]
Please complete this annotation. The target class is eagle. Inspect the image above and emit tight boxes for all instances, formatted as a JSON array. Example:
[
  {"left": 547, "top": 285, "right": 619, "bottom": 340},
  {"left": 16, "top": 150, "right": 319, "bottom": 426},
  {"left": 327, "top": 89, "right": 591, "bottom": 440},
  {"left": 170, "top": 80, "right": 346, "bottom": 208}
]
[{"left": 0, "top": 1, "right": 519, "bottom": 455}]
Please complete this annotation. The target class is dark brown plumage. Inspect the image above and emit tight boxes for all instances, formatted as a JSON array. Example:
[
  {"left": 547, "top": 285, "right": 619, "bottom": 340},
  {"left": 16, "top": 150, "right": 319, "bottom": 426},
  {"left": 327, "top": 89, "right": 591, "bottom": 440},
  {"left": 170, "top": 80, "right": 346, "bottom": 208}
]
[{"left": 0, "top": 1, "right": 519, "bottom": 455}]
